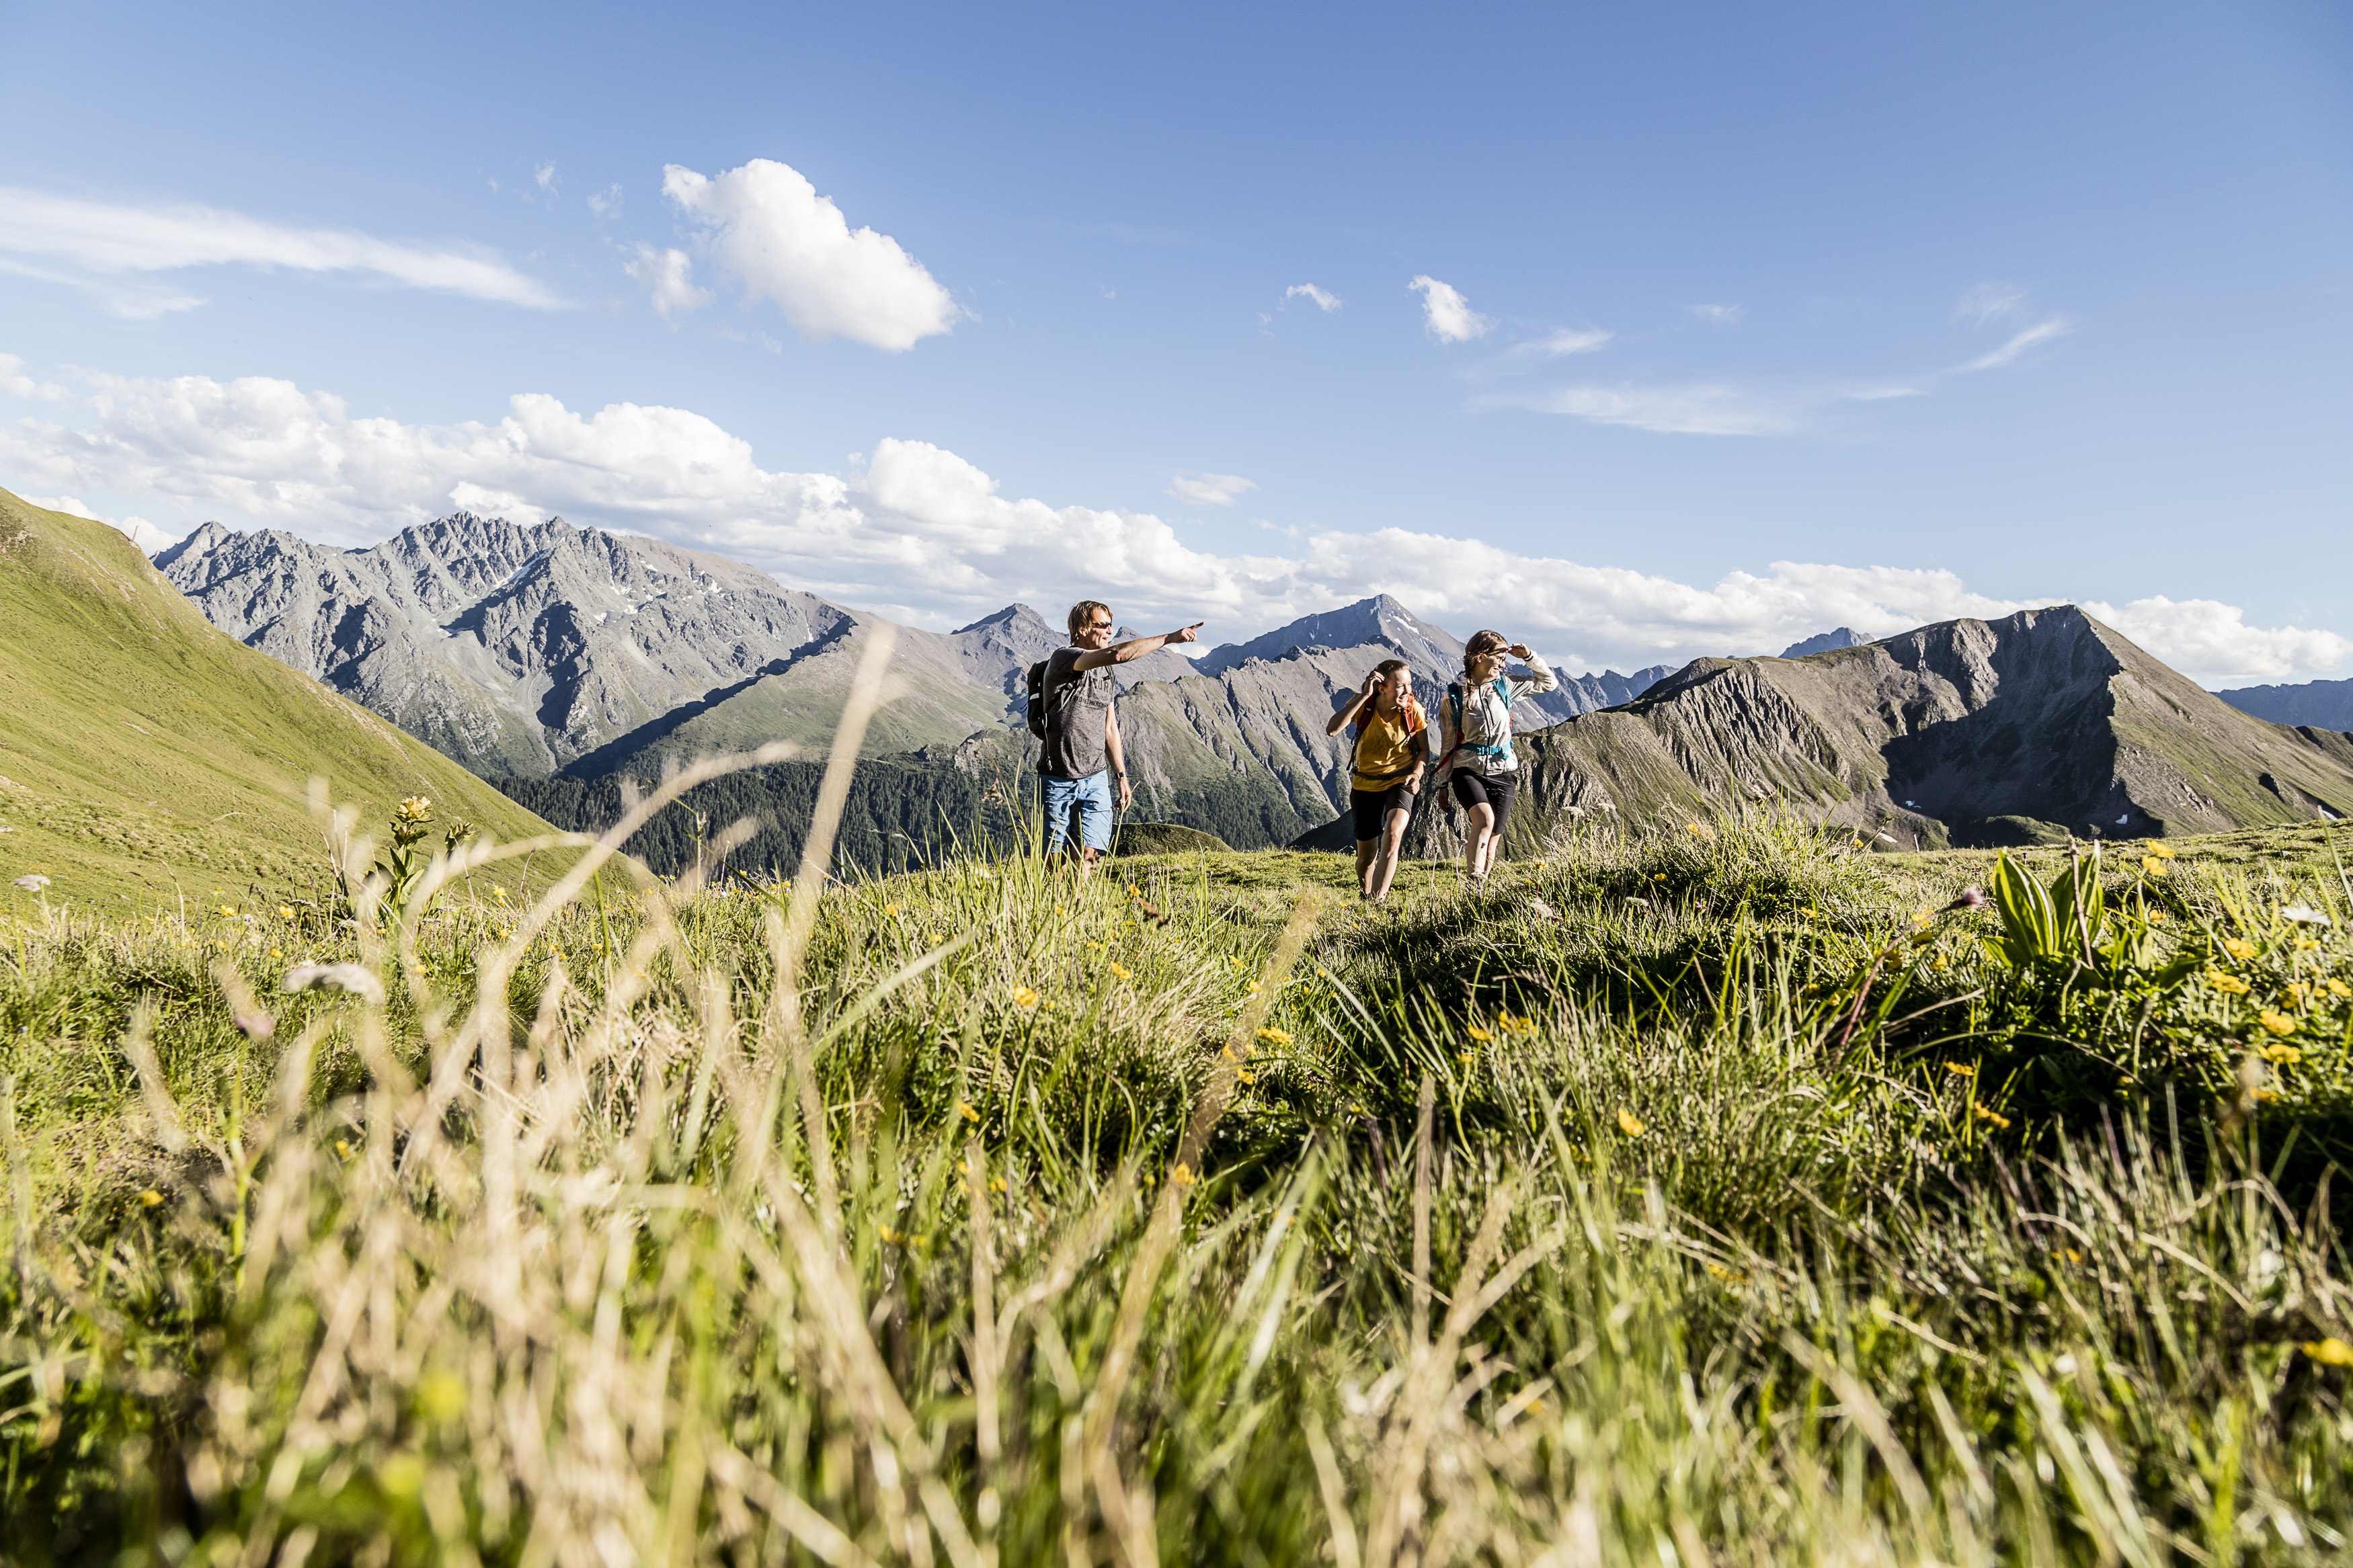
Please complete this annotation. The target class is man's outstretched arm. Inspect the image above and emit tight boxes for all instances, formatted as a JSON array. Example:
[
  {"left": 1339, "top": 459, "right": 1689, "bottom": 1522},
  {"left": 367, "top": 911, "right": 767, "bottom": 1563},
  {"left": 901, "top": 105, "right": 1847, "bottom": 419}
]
[{"left": 1071, "top": 621, "right": 1205, "bottom": 671}]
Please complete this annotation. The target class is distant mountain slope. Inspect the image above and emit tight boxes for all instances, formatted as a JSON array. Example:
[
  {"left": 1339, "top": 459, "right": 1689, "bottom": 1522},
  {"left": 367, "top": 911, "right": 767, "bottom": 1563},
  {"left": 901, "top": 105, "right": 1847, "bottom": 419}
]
[
  {"left": 1782, "top": 626, "right": 1872, "bottom": 657},
  {"left": 0, "top": 487, "right": 551, "bottom": 907},
  {"left": 2218, "top": 677, "right": 2353, "bottom": 733},
  {"left": 1425, "top": 605, "right": 2353, "bottom": 857},
  {"left": 158, "top": 515, "right": 1027, "bottom": 777}
]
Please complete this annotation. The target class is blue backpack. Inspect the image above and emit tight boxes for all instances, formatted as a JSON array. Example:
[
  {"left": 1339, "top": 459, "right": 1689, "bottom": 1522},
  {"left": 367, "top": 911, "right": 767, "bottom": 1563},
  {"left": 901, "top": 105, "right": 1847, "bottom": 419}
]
[{"left": 1448, "top": 676, "right": 1515, "bottom": 760}]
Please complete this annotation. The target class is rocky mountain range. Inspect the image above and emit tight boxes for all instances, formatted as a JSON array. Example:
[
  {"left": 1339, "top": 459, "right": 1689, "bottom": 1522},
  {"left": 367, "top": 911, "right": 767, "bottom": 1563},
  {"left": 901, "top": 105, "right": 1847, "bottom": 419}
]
[
  {"left": 157, "top": 515, "right": 1051, "bottom": 778},
  {"left": 153, "top": 518, "right": 1676, "bottom": 839},
  {"left": 1354, "top": 605, "right": 2353, "bottom": 857},
  {"left": 2218, "top": 677, "right": 2353, "bottom": 734}
]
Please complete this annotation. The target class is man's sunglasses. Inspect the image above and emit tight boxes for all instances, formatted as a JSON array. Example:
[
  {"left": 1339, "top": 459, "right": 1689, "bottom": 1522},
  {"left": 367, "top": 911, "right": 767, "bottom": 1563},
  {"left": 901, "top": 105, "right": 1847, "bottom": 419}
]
[{"left": 1087, "top": 619, "right": 1115, "bottom": 630}]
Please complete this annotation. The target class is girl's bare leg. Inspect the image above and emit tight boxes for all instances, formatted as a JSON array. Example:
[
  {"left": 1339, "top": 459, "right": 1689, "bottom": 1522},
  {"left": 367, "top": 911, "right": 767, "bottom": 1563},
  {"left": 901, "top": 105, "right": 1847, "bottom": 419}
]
[
  {"left": 1474, "top": 818, "right": 1503, "bottom": 880},
  {"left": 1355, "top": 837, "right": 1378, "bottom": 898},
  {"left": 1369, "top": 807, "right": 1410, "bottom": 901}
]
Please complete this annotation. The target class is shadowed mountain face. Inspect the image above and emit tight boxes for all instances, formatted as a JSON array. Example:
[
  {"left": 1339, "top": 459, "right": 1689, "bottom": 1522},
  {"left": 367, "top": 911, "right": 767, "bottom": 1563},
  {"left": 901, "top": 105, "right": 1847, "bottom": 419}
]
[
  {"left": 158, "top": 516, "right": 1037, "bottom": 777},
  {"left": 2219, "top": 677, "right": 2353, "bottom": 733},
  {"left": 1396, "top": 606, "right": 2353, "bottom": 858}
]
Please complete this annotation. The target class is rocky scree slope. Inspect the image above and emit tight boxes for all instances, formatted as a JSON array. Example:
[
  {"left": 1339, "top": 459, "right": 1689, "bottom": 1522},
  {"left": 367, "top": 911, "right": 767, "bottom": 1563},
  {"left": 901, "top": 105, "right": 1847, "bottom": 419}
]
[
  {"left": 1400, "top": 606, "right": 2353, "bottom": 858},
  {"left": 158, "top": 515, "right": 1039, "bottom": 778}
]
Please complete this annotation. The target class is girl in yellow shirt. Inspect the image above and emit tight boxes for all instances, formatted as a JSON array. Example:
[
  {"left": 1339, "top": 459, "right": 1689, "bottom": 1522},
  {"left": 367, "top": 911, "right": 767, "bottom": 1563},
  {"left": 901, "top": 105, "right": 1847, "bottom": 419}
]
[{"left": 1325, "top": 659, "right": 1430, "bottom": 901}]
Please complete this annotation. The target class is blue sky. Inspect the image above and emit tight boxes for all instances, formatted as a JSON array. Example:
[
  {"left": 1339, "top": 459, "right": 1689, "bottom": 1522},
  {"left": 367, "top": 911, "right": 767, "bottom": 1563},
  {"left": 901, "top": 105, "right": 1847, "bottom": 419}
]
[{"left": 2, "top": 0, "right": 2349, "bottom": 684}]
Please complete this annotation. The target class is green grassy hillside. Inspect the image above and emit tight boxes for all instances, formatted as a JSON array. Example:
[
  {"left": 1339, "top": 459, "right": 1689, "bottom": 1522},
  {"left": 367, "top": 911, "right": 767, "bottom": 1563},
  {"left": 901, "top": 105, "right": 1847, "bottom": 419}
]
[{"left": 0, "top": 487, "right": 554, "bottom": 909}]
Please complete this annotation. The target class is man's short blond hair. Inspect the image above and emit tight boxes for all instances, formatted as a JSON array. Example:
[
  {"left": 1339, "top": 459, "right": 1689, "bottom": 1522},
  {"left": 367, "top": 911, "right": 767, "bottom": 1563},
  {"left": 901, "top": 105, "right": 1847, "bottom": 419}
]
[{"left": 1068, "top": 600, "right": 1113, "bottom": 639}]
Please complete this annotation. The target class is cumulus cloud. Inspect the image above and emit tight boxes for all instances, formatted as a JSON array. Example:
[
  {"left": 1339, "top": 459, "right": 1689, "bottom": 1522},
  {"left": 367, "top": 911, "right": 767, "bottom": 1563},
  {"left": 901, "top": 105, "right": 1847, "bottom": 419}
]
[
  {"left": 1688, "top": 303, "right": 1743, "bottom": 325},
  {"left": 624, "top": 244, "right": 711, "bottom": 321},
  {"left": 1408, "top": 275, "right": 1490, "bottom": 342},
  {"left": 1284, "top": 284, "right": 1341, "bottom": 312},
  {"left": 1167, "top": 472, "right": 1256, "bottom": 507},
  {"left": 0, "top": 185, "right": 567, "bottom": 314},
  {"left": 658, "top": 159, "right": 958, "bottom": 351},
  {"left": 0, "top": 354, "right": 67, "bottom": 401},
  {"left": 0, "top": 357, "right": 2336, "bottom": 688}
]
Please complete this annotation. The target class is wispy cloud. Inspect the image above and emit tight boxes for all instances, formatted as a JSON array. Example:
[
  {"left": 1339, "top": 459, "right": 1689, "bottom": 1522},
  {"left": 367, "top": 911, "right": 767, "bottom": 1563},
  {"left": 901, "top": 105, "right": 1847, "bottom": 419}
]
[
  {"left": 1284, "top": 283, "right": 1341, "bottom": 313},
  {"left": 1408, "top": 275, "right": 1490, "bottom": 342},
  {"left": 1510, "top": 327, "right": 1613, "bottom": 360},
  {"left": 1957, "top": 282, "right": 2026, "bottom": 324},
  {"left": 1687, "top": 302, "right": 1743, "bottom": 325},
  {"left": 1484, "top": 380, "right": 1919, "bottom": 437},
  {"left": 0, "top": 185, "right": 569, "bottom": 314},
  {"left": 1168, "top": 471, "right": 1257, "bottom": 507},
  {"left": 1958, "top": 317, "right": 2072, "bottom": 372}
]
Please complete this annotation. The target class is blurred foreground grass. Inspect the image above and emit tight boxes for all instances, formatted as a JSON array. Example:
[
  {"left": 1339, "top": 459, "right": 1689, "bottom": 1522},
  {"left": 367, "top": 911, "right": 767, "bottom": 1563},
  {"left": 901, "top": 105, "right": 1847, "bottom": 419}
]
[{"left": 4, "top": 788, "right": 2353, "bottom": 1566}]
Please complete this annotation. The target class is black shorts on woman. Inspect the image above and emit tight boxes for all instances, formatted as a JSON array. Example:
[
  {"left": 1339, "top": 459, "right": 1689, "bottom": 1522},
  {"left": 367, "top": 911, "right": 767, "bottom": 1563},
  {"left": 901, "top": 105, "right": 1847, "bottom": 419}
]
[
  {"left": 1449, "top": 768, "right": 1518, "bottom": 833},
  {"left": 1350, "top": 784, "right": 1414, "bottom": 841}
]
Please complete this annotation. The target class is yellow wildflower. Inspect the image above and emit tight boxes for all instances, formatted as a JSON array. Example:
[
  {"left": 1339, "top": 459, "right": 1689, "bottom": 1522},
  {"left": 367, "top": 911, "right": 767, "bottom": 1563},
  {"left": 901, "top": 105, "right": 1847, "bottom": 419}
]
[
  {"left": 269, "top": 948, "right": 282, "bottom": 958},
  {"left": 2287, "top": 982, "right": 2309, "bottom": 1004},
  {"left": 2329, "top": 979, "right": 2352, "bottom": 999},
  {"left": 136, "top": 1190, "right": 163, "bottom": 1208},
  {"left": 1931, "top": 952, "right": 1951, "bottom": 971},
  {"left": 1617, "top": 1108, "right": 1646, "bottom": 1137},
  {"left": 1086, "top": 940, "right": 1105, "bottom": 952},
  {"left": 1109, "top": 962, "right": 1131, "bottom": 980},
  {"left": 1246, "top": 980, "right": 1262, "bottom": 995},
  {"left": 1011, "top": 985, "right": 1040, "bottom": 1009},
  {"left": 2207, "top": 971, "right": 2251, "bottom": 995},
  {"left": 2142, "top": 856, "right": 2167, "bottom": 876},
  {"left": 1467, "top": 1024, "right": 1493, "bottom": 1042},
  {"left": 333, "top": 1140, "right": 352, "bottom": 1160},
  {"left": 2225, "top": 938, "right": 2257, "bottom": 961},
  {"left": 1944, "top": 1061, "right": 1977, "bottom": 1077},
  {"left": 884, "top": 903, "right": 899, "bottom": 916},
  {"left": 2296, "top": 937, "right": 2318, "bottom": 950},
  {"left": 1972, "top": 1104, "right": 2011, "bottom": 1130},
  {"left": 958, "top": 1102, "right": 982, "bottom": 1123},
  {"left": 491, "top": 886, "right": 507, "bottom": 902},
  {"left": 1127, "top": 884, "right": 1142, "bottom": 897},
  {"left": 2147, "top": 842, "right": 2177, "bottom": 859},
  {"left": 278, "top": 905, "right": 295, "bottom": 919},
  {"left": 1170, "top": 1163, "right": 1197, "bottom": 1188},
  {"left": 2301, "top": 1337, "right": 2353, "bottom": 1368},
  {"left": 217, "top": 905, "right": 237, "bottom": 917},
  {"left": 2258, "top": 1012, "right": 2298, "bottom": 1038},
  {"left": 2263, "top": 1042, "right": 2303, "bottom": 1065},
  {"left": 1458, "top": 1052, "right": 1474, "bottom": 1067},
  {"left": 1256, "top": 1027, "right": 1291, "bottom": 1045},
  {"left": 989, "top": 1175, "right": 1008, "bottom": 1194},
  {"left": 2148, "top": 910, "right": 2167, "bottom": 923}
]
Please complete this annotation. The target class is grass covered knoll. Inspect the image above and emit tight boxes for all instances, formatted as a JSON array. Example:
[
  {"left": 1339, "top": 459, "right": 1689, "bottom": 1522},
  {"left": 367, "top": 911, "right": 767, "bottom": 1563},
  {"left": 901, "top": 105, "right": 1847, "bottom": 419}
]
[
  {"left": 4, "top": 787, "right": 2353, "bottom": 1564},
  {"left": 0, "top": 487, "right": 553, "bottom": 909}
]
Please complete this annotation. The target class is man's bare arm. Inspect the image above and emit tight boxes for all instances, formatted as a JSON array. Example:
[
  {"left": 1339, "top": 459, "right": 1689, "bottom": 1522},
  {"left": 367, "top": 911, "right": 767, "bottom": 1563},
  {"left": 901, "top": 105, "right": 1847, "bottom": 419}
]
[{"left": 1070, "top": 621, "right": 1205, "bottom": 672}]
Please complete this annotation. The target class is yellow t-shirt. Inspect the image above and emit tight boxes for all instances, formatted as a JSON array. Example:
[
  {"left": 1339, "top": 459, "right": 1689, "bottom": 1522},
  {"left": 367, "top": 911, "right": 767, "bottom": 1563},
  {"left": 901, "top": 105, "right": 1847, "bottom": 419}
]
[{"left": 1350, "top": 703, "right": 1426, "bottom": 792}]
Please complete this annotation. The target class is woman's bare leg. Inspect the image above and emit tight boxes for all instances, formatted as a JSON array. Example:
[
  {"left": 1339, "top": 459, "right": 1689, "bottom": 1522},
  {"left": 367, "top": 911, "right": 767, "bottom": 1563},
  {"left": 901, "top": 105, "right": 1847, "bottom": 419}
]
[
  {"left": 1355, "top": 837, "right": 1378, "bottom": 898},
  {"left": 1462, "top": 802, "right": 1497, "bottom": 882},
  {"left": 1474, "top": 817, "right": 1504, "bottom": 879}
]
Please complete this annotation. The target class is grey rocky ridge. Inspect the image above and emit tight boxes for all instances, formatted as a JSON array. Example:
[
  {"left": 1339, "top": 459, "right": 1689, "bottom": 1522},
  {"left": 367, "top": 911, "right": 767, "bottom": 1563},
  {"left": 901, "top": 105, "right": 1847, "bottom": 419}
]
[
  {"left": 2217, "top": 677, "right": 2353, "bottom": 734},
  {"left": 157, "top": 514, "right": 1045, "bottom": 778},
  {"left": 1400, "top": 605, "right": 2353, "bottom": 859}
]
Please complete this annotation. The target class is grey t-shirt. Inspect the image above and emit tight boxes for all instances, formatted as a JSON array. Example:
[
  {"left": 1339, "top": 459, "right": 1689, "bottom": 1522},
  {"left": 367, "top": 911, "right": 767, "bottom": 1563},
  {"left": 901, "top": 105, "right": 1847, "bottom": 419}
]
[{"left": 1038, "top": 646, "right": 1116, "bottom": 778}]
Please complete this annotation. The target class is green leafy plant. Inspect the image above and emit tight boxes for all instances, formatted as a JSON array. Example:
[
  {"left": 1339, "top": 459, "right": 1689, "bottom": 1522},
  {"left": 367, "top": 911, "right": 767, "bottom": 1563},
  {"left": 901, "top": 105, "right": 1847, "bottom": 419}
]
[{"left": 356, "top": 794, "right": 473, "bottom": 927}]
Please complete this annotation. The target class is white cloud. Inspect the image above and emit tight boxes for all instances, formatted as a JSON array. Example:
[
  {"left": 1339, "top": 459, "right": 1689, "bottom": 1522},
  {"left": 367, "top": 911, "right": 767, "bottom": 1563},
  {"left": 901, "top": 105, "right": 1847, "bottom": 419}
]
[
  {"left": 1487, "top": 380, "right": 1922, "bottom": 437},
  {"left": 1958, "top": 282, "right": 2025, "bottom": 324},
  {"left": 1408, "top": 275, "right": 1490, "bottom": 342},
  {"left": 0, "top": 354, "right": 67, "bottom": 401},
  {"left": 658, "top": 159, "right": 958, "bottom": 352},
  {"left": 588, "top": 184, "right": 623, "bottom": 218},
  {"left": 1168, "top": 472, "right": 1256, "bottom": 507},
  {"left": 15, "top": 491, "right": 181, "bottom": 554},
  {"left": 0, "top": 185, "right": 568, "bottom": 313},
  {"left": 0, "top": 358, "right": 2336, "bottom": 688},
  {"left": 1688, "top": 303, "right": 1743, "bottom": 325},
  {"left": 1285, "top": 283, "right": 1341, "bottom": 312},
  {"left": 1959, "top": 318, "right": 2071, "bottom": 372},
  {"left": 625, "top": 243, "right": 711, "bottom": 321},
  {"left": 1505, "top": 328, "right": 1613, "bottom": 362},
  {"left": 534, "top": 163, "right": 558, "bottom": 192}
]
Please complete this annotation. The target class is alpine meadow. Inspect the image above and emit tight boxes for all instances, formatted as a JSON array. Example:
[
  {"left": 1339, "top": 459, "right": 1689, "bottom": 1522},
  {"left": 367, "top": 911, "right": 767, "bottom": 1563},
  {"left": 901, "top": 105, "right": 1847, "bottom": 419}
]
[{"left": 5, "top": 604, "right": 2353, "bottom": 1563}]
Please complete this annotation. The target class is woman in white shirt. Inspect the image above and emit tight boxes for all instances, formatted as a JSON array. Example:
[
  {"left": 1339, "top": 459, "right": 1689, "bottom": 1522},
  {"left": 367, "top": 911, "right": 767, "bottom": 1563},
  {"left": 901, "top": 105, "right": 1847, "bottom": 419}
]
[{"left": 1435, "top": 630, "right": 1558, "bottom": 888}]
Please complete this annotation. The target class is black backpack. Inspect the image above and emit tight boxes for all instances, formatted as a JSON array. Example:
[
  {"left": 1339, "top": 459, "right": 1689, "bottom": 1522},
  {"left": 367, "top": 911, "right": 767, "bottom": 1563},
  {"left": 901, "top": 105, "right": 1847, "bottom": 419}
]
[{"left": 1025, "top": 659, "right": 1050, "bottom": 739}]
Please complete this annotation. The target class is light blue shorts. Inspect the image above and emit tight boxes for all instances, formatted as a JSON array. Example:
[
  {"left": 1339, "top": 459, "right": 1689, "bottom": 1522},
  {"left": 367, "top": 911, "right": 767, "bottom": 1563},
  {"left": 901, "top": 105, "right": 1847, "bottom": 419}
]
[{"left": 1042, "top": 770, "right": 1114, "bottom": 854}]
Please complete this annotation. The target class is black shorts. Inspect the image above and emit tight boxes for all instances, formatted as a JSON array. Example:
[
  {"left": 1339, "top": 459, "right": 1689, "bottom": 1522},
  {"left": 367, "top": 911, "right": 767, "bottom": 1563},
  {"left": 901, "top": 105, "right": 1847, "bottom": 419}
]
[
  {"left": 1449, "top": 769, "right": 1518, "bottom": 832},
  {"left": 1351, "top": 784, "right": 1414, "bottom": 841}
]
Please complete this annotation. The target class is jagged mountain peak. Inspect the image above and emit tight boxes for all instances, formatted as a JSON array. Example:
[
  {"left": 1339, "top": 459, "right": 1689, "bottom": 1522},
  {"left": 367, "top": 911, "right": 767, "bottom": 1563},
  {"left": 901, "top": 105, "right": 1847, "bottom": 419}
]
[
  {"left": 1781, "top": 626, "right": 1875, "bottom": 659},
  {"left": 1195, "top": 593, "right": 1461, "bottom": 676}
]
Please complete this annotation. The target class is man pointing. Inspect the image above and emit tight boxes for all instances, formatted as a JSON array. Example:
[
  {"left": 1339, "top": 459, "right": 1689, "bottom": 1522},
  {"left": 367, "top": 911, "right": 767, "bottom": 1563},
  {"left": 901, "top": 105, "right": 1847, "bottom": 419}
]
[{"left": 1039, "top": 601, "right": 1205, "bottom": 874}]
